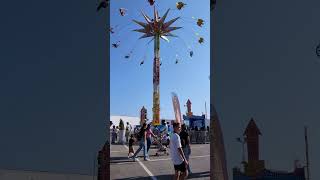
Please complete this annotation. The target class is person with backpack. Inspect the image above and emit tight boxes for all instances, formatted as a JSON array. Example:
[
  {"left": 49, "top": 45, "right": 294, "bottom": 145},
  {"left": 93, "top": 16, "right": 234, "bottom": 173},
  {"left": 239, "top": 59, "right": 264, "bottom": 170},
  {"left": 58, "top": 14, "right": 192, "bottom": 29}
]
[
  {"left": 129, "top": 123, "right": 149, "bottom": 161},
  {"left": 180, "top": 124, "right": 192, "bottom": 174}
]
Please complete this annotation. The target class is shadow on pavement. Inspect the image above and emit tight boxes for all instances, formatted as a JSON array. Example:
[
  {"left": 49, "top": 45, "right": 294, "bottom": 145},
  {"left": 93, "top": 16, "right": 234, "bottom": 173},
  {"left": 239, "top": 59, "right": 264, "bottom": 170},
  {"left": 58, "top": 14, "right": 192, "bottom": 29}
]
[
  {"left": 110, "top": 156, "right": 133, "bottom": 163},
  {"left": 188, "top": 171, "right": 210, "bottom": 178},
  {"left": 114, "top": 171, "right": 210, "bottom": 180}
]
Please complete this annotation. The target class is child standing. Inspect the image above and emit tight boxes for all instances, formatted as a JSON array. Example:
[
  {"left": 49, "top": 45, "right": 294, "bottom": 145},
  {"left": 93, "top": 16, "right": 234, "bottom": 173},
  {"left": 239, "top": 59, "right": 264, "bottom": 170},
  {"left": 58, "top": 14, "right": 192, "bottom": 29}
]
[{"left": 128, "top": 134, "right": 135, "bottom": 157}]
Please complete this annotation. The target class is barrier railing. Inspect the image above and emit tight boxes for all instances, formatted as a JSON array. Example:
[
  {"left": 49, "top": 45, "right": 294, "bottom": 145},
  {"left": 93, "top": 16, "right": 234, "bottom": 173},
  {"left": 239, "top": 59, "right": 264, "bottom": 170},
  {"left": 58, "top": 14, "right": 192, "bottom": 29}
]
[{"left": 189, "top": 130, "right": 210, "bottom": 144}]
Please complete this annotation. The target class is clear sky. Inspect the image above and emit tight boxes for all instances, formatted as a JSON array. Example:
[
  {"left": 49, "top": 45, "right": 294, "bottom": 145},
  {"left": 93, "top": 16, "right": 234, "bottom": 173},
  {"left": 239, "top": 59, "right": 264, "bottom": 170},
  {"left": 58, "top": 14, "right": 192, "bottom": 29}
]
[
  {"left": 214, "top": 0, "right": 320, "bottom": 178},
  {"left": 110, "top": 0, "right": 210, "bottom": 119}
]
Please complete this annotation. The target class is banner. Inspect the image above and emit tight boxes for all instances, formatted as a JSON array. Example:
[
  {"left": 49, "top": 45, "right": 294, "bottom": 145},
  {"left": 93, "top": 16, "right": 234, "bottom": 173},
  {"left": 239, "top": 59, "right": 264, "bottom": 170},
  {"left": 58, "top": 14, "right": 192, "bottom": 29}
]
[{"left": 171, "top": 92, "right": 183, "bottom": 124}]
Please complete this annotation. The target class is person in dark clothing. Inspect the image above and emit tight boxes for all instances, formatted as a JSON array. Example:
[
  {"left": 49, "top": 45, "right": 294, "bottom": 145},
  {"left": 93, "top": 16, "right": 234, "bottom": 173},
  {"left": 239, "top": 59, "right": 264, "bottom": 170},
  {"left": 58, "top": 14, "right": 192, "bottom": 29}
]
[
  {"left": 180, "top": 124, "right": 192, "bottom": 174},
  {"left": 112, "top": 125, "right": 116, "bottom": 144},
  {"left": 128, "top": 134, "right": 135, "bottom": 157},
  {"left": 167, "top": 122, "right": 171, "bottom": 133},
  {"left": 129, "top": 123, "right": 149, "bottom": 161}
]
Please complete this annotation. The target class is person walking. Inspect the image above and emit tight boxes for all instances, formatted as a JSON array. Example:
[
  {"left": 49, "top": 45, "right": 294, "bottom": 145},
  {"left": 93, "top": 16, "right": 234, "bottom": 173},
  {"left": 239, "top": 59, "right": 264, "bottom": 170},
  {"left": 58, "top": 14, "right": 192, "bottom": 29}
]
[
  {"left": 128, "top": 134, "right": 135, "bottom": 158},
  {"left": 129, "top": 123, "right": 149, "bottom": 161},
  {"left": 125, "top": 122, "right": 132, "bottom": 143},
  {"left": 170, "top": 122, "right": 188, "bottom": 180},
  {"left": 146, "top": 124, "right": 157, "bottom": 154},
  {"left": 180, "top": 124, "right": 192, "bottom": 174}
]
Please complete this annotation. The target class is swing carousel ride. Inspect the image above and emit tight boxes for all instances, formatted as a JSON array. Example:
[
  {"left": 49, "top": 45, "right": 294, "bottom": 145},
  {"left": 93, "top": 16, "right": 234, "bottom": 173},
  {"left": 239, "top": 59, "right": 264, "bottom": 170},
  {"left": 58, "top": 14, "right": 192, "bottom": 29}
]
[{"left": 97, "top": 0, "right": 209, "bottom": 126}]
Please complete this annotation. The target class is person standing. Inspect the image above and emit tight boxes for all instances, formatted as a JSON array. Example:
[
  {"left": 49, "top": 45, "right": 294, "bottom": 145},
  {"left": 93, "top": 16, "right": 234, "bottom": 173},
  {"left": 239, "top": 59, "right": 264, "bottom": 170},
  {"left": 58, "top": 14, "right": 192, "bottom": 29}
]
[
  {"left": 180, "top": 124, "right": 192, "bottom": 174},
  {"left": 111, "top": 125, "right": 117, "bottom": 144},
  {"left": 170, "top": 122, "right": 188, "bottom": 180},
  {"left": 164, "top": 133, "right": 170, "bottom": 148},
  {"left": 167, "top": 122, "right": 171, "bottom": 134},
  {"left": 125, "top": 122, "right": 132, "bottom": 143},
  {"left": 115, "top": 126, "right": 119, "bottom": 143},
  {"left": 130, "top": 123, "right": 149, "bottom": 161}
]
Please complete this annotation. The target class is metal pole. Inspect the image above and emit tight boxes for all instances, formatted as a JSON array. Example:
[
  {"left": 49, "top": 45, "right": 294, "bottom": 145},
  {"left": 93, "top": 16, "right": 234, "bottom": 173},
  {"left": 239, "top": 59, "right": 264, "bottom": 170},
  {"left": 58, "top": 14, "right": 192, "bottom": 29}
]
[
  {"left": 205, "top": 101, "right": 208, "bottom": 120},
  {"left": 93, "top": 153, "right": 96, "bottom": 180},
  {"left": 305, "top": 126, "right": 310, "bottom": 180},
  {"left": 153, "top": 34, "right": 160, "bottom": 125}
]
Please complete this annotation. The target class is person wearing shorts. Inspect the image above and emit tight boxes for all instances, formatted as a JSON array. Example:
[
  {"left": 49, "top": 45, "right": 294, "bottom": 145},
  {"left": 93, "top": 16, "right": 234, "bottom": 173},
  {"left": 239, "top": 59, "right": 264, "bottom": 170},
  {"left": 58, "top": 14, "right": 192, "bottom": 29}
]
[
  {"left": 180, "top": 124, "right": 192, "bottom": 174},
  {"left": 170, "top": 122, "right": 188, "bottom": 180}
]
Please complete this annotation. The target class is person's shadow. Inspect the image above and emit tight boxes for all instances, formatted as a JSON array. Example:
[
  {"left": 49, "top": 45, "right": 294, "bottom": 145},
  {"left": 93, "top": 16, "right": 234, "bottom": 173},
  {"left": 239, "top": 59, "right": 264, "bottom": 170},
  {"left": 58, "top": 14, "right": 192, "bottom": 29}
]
[{"left": 110, "top": 156, "right": 133, "bottom": 163}]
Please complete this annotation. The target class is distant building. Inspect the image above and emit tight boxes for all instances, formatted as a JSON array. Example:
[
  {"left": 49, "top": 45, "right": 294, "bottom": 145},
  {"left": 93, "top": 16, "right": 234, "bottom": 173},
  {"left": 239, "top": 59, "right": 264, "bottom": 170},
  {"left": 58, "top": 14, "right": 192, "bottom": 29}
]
[
  {"left": 233, "top": 118, "right": 306, "bottom": 180},
  {"left": 140, "top": 106, "right": 147, "bottom": 125},
  {"left": 182, "top": 99, "right": 207, "bottom": 129},
  {"left": 183, "top": 114, "right": 206, "bottom": 129}
]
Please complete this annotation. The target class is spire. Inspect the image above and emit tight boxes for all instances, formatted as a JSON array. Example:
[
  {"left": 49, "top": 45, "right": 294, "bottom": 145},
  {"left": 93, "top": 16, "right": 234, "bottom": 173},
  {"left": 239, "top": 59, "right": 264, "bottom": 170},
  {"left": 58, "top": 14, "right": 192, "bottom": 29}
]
[
  {"left": 141, "top": 106, "right": 147, "bottom": 111},
  {"left": 243, "top": 118, "right": 265, "bottom": 176},
  {"left": 243, "top": 118, "right": 261, "bottom": 136},
  {"left": 186, "top": 99, "right": 193, "bottom": 117},
  {"left": 187, "top": 99, "right": 191, "bottom": 105},
  {"left": 140, "top": 106, "right": 147, "bottom": 125}
]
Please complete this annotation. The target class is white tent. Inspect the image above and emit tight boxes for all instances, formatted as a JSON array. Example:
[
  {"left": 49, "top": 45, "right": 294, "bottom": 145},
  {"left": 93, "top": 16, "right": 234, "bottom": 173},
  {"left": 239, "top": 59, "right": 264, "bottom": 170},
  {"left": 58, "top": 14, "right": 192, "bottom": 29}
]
[{"left": 110, "top": 115, "right": 140, "bottom": 128}]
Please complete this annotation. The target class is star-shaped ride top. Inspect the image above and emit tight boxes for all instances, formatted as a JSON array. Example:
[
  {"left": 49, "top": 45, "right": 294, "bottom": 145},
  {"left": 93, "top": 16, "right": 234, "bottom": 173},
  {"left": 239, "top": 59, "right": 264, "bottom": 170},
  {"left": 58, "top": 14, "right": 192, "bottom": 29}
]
[{"left": 132, "top": 7, "right": 181, "bottom": 42}]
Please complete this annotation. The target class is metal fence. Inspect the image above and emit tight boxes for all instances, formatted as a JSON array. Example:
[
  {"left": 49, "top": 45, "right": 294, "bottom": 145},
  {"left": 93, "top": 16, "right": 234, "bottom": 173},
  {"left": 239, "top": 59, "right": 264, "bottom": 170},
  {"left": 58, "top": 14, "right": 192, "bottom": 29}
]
[{"left": 189, "top": 130, "right": 210, "bottom": 144}]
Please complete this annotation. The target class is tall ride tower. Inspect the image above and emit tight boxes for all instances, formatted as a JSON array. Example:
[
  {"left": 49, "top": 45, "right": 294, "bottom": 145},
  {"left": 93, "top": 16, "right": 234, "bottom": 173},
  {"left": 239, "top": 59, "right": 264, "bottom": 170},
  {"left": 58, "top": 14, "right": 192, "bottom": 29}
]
[{"left": 133, "top": 7, "right": 181, "bottom": 125}]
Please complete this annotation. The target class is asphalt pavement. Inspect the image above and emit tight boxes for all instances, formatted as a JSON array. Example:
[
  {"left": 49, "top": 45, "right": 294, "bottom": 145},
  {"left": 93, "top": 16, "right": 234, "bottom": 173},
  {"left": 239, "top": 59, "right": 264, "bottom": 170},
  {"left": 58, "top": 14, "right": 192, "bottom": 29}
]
[{"left": 110, "top": 143, "right": 210, "bottom": 180}]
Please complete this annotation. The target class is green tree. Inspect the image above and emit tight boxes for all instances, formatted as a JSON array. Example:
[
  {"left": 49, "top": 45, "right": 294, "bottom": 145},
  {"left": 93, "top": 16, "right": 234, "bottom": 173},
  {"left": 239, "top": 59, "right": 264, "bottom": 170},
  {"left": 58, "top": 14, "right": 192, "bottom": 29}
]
[{"left": 119, "top": 119, "right": 124, "bottom": 130}]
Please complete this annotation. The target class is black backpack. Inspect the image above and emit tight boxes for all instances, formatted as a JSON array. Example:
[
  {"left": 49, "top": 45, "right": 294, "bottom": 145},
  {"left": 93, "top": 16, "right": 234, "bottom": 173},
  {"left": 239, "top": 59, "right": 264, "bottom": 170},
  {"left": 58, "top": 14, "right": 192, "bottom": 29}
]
[{"left": 137, "top": 128, "right": 145, "bottom": 141}]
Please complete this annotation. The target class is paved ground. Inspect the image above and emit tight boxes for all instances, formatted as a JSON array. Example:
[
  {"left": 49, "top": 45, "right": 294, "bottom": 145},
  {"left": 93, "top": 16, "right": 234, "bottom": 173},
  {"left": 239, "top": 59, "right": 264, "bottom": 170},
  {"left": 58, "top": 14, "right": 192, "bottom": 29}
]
[{"left": 110, "top": 143, "right": 210, "bottom": 180}]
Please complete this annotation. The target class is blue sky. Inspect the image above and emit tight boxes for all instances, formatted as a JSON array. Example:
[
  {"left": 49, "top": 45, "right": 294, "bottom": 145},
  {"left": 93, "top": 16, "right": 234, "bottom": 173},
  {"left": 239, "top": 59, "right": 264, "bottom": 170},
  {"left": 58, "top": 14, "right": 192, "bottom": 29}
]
[{"left": 110, "top": 0, "right": 210, "bottom": 119}]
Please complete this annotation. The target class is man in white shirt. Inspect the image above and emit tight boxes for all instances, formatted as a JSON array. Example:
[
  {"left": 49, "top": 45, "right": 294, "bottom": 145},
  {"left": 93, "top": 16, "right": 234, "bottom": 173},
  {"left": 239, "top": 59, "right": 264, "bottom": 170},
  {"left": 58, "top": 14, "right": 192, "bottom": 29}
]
[
  {"left": 170, "top": 122, "right": 189, "bottom": 180},
  {"left": 125, "top": 122, "right": 132, "bottom": 143}
]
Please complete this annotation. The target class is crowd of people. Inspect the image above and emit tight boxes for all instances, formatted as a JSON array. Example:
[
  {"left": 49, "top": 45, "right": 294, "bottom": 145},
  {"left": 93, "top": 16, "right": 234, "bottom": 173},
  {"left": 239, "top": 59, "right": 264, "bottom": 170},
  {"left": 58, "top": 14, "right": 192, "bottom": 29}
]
[
  {"left": 128, "top": 121, "right": 192, "bottom": 180},
  {"left": 111, "top": 121, "right": 133, "bottom": 144},
  {"left": 111, "top": 120, "right": 193, "bottom": 180}
]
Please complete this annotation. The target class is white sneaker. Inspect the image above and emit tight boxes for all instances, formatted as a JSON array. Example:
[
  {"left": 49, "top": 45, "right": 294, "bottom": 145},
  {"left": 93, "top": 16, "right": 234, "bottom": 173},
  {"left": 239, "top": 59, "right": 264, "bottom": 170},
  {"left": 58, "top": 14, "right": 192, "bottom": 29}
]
[{"left": 144, "top": 158, "right": 150, "bottom": 161}]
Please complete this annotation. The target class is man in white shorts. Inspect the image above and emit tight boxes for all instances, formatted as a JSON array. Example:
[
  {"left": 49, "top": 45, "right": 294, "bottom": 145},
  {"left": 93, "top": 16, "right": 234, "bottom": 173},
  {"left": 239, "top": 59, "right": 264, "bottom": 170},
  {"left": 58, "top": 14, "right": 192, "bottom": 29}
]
[{"left": 170, "top": 122, "right": 189, "bottom": 180}]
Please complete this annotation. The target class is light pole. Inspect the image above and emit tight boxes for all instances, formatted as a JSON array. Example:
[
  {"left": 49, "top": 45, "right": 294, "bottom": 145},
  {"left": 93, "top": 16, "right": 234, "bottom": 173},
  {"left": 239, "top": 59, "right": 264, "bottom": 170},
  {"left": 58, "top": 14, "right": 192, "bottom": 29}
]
[
  {"left": 236, "top": 137, "right": 246, "bottom": 164},
  {"left": 133, "top": 7, "right": 181, "bottom": 126}
]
